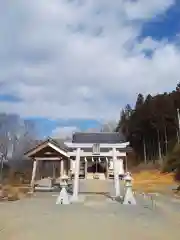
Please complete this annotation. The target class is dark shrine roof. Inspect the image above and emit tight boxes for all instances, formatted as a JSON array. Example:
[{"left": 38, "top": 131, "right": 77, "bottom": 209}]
[
  {"left": 24, "top": 131, "right": 128, "bottom": 157},
  {"left": 24, "top": 137, "right": 69, "bottom": 156},
  {"left": 72, "top": 132, "right": 126, "bottom": 144},
  {"left": 46, "top": 137, "right": 69, "bottom": 151}
]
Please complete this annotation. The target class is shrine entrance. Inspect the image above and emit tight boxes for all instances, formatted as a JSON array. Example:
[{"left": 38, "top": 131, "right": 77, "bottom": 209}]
[
  {"left": 39, "top": 161, "right": 61, "bottom": 179},
  {"left": 86, "top": 157, "right": 107, "bottom": 180},
  {"left": 87, "top": 158, "right": 106, "bottom": 174}
]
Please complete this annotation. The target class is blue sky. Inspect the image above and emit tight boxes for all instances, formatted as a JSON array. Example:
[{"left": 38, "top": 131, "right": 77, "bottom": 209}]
[
  {"left": 26, "top": 117, "right": 102, "bottom": 138},
  {"left": 142, "top": 1, "right": 180, "bottom": 40},
  {"left": 0, "top": 0, "right": 180, "bottom": 138}
]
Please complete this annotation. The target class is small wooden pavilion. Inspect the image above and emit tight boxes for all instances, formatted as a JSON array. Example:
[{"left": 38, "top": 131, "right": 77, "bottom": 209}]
[{"left": 24, "top": 138, "right": 70, "bottom": 189}]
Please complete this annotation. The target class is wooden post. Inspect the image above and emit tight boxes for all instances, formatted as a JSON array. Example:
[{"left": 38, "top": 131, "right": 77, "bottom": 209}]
[
  {"left": 112, "top": 148, "right": 120, "bottom": 197},
  {"left": 67, "top": 158, "right": 70, "bottom": 176},
  {"left": 59, "top": 159, "right": 61, "bottom": 178},
  {"left": 67, "top": 158, "right": 70, "bottom": 175},
  {"left": 52, "top": 162, "right": 56, "bottom": 179},
  {"left": 60, "top": 159, "right": 64, "bottom": 177},
  {"left": 69, "top": 158, "right": 72, "bottom": 177},
  {"left": 37, "top": 160, "right": 41, "bottom": 180},
  {"left": 31, "top": 159, "right": 38, "bottom": 191},
  {"left": 125, "top": 155, "right": 128, "bottom": 172},
  {"left": 66, "top": 158, "right": 69, "bottom": 175},
  {"left": 71, "top": 147, "right": 80, "bottom": 202}
]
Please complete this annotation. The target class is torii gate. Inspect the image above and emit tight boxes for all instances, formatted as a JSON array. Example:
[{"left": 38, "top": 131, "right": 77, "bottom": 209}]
[{"left": 71, "top": 147, "right": 121, "bottom": 201}]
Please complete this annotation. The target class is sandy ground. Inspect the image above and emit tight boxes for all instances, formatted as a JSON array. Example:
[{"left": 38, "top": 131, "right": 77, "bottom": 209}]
[{"left": 0, "top": 180, "right": 180, "bottom": 240}]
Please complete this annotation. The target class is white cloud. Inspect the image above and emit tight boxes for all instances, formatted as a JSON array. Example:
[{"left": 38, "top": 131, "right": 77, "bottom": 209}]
[
  {"left": 51, "top": 124, "right": 103, "bottom": 139},
  {"left": 0, "top": 0, "right": 178, "bottom": 121},
  {"left": 51, "top": 126, "right": 80, "bottom": 139},
  {"left": 135, "top": 37, "right": 167, "bottom": 53},
  {"left": 124, "top": 0, "right": 174, "bottom": 20}
]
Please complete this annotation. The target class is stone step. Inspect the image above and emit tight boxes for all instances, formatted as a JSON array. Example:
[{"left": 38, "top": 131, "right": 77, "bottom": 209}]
[
  {"left": 79, "top": 179, "right": 112, "bottom": 193},
  {"left": 86, "top": 173, "right": 106, "bottom": 180}
]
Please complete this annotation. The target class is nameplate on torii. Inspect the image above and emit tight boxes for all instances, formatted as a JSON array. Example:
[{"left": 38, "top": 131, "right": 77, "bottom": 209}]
[{"left": 92, "top": 143, "right": 100, "bottom": 155}]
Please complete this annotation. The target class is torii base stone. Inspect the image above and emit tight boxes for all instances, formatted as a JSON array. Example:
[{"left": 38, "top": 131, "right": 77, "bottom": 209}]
[
  {"left": 123, "top": 187, "right": 136, "bottom": 205},
  {"left": 56, "top": 186, "right": 70, "bottom": 205}
]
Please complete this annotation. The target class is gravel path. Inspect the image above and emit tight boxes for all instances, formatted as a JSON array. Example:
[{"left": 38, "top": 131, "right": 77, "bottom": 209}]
[
  {"left": 0, "top": 191, "right": 180, "bottom": 240},
  {"left": 0, "top": 180, "right": 180, "bottom": 240}
]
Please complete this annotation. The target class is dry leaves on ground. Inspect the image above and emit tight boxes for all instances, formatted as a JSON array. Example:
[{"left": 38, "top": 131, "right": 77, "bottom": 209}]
[{"left": 132, "top": 170, "right": 177, "bottom": 194}]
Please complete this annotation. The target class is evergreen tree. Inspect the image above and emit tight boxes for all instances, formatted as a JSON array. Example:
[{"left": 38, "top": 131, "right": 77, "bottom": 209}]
[
  {"left": 135, "top": 93, "right": 144, "bottom": 109},
  {"left": 116, "top": 83, "right": 180, "bottom": 167},
  {"left": 176, "top": 82, "right": 180, "bottom": 92}
]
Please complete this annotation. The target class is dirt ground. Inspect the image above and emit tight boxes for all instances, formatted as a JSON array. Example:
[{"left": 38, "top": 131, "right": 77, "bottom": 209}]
[{"left": 0, "top": 180, "right": 180, "bottom": 240}]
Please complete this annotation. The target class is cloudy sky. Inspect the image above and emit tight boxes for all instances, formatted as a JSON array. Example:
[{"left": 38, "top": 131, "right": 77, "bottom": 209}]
[{"left": 0, "top": 0, "right": 180, "bottom": 138}]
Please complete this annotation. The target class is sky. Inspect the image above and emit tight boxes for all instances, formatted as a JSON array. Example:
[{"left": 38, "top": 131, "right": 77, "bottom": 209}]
[{"left": 0, "top": 0, "right": 180, "bottom": 138}]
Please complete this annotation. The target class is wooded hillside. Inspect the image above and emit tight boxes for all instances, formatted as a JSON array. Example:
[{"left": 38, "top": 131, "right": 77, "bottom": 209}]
[{"left": 116, "top": 83, "right": 180, "bottom": 170}]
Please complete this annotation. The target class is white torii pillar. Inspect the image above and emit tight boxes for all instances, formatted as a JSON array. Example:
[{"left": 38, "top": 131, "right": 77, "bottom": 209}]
[
  {"left": 84, "top": 157, "right": 87, "bottom": 179},
  {"left": 106, "top": 157, "right": 109, "bottom": 179},
  {"left": 71, "top": 147, "right": 81, "bottom": 202},
  {"left": 112, "top": 147, "right": 120, "bottom": 197}
]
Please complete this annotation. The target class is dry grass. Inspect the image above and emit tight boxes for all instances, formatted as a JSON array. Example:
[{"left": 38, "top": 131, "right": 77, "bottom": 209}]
[
  {"left": 0, "top": 170, "right": 32, "bottom": 201},
  {"left": 0, "top": 184, "right": 30, "bottom": 201},
  {"left": 132, "top": 170, "right": 177, "bottom": 194}
]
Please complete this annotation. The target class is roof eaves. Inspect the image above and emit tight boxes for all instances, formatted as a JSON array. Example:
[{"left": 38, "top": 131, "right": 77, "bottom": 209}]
[
  {"left": 24, "top": 137, "right": 69, "bottom": 156},
  {"left": 49, "top": 137, "right": 69, "bottom": 151}
]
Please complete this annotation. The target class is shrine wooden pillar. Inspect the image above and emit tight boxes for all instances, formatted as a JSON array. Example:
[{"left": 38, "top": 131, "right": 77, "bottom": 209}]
[
  {"left": 60, "top": 159, "right": 64, "bottom": 177},
  {"left": 30, "top": 158, "right": 38, "bottom": 192}
]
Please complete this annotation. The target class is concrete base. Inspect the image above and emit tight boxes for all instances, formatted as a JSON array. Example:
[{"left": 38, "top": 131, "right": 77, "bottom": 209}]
[
  {"left": 70, "top": 195, "right": 79, "bottom": 203},
  {"left": 123, "top": 188, "right": 136, "bottom": 205},
  {"left": 56, "top": 187, "right": 71, "bottom": 205}
]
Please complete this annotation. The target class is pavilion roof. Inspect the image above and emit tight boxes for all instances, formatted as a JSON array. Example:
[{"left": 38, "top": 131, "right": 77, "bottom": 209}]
[{"left": 24, "top": 137, "right": 69, "bottom": 157}]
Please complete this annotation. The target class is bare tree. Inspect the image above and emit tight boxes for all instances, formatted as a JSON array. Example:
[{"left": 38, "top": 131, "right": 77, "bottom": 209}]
[{"left": 0, "top": 113, "right": 37, "bottom": 179}]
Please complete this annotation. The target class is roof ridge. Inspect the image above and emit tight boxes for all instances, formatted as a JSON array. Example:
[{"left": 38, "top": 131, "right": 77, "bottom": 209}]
[{"left": 73, "top": 132, "right": 119, "bottom": 134}]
